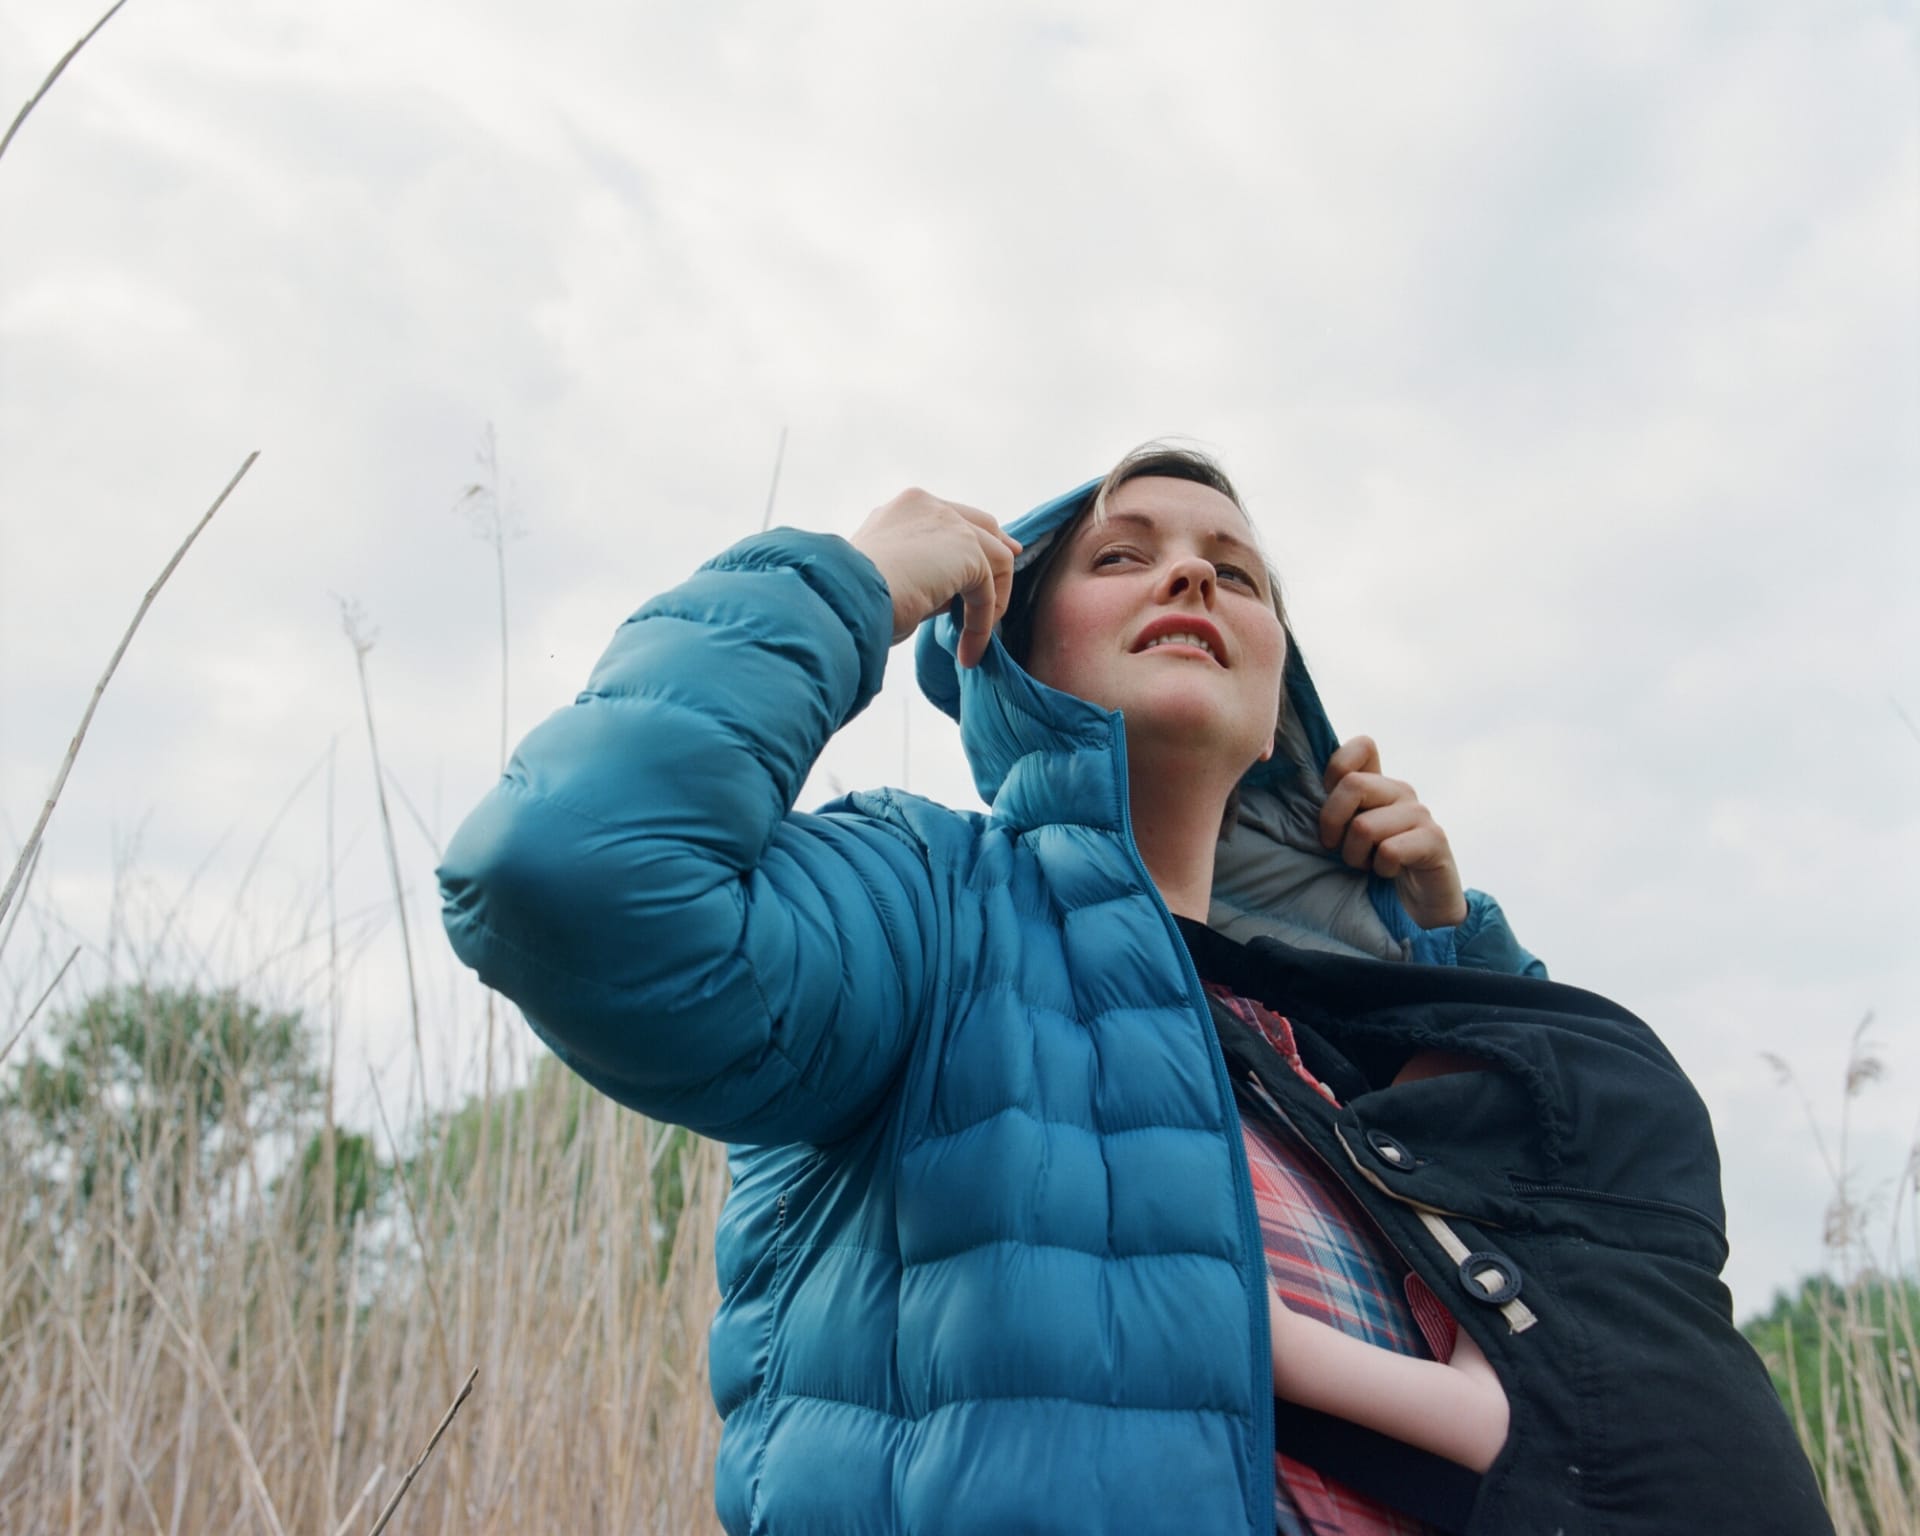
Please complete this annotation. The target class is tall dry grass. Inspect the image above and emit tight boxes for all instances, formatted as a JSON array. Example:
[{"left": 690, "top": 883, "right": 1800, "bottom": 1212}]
[
  {"left": 1783, "top": 1267, "right": 1920, "bottom": 1536},
  {"left": 0, "top": 994, "right": 727, "bottom": 1535},
  {"left": 1753, "top": 1021, "right": 1920, "bottom": 1536}
]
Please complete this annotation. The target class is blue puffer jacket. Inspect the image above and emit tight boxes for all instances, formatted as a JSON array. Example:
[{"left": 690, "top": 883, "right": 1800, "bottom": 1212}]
[{"left": 438, "top": 483, "right": 1824, "bottom": 1535}]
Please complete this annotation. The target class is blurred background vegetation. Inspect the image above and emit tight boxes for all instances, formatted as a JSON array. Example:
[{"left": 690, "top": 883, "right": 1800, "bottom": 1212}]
[{"left": 0, "top": 976, "right": 728, "bottom": 1534}]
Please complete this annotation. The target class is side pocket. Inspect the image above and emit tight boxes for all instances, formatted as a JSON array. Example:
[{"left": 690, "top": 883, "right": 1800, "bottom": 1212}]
[{"left": 1507, "top": 1177, "right": 1728, "bottom": 1273}]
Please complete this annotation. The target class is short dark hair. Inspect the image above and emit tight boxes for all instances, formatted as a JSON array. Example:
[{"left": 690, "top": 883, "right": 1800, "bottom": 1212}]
[{"left": 1094, "top": 441, "right": 1244, "bottom": 510}]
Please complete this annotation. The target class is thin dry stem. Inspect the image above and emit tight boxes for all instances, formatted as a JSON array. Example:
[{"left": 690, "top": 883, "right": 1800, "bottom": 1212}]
[
  {"left": 338, "top": 604, "right": 424, "bottom": 1094},
  {"left": 366, "top": 1069, "right": 455, "bottom": 1398},
  {"left": 0, "top": 944, "right": 77, "bottom": 1068},
  {"left": 104, "top": 1231, "right": 289, "bottom": 1536},
  {"left": 1760, "top": 1022, "right": 1919, "bottom": 1532},
  {"left": 0, "top": 0, "right": 133, "bottom": 166},
  {"left": 0, "top": 840, "right": 42, "bottom": 967},
  {"left": 381, "top": 769, "right": 443, "bottom": 863},
  {"left": 365, "top": 1368, "right": 476, "bottom": 1536},
  {"left": 0, "top": 451, "right": 258, "bottom": 934},
  {"left": 760, "top": 424, "right": 788, "bottom": 533},
  {"left": 453, "top": 422, "right": 519, "bottom": 774},
  {"left": 330, "top": 1464, "right": 383, "bottom": 1536}
]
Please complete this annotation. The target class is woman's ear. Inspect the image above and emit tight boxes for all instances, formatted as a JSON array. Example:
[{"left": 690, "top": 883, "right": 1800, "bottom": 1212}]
[{"left": 1258, "top": 733, "right": 1276, "bottom": 764}]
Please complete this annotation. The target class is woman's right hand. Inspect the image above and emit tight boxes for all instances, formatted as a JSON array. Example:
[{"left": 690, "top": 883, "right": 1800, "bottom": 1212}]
[{"left": 849, "top": 490, "right": 1021, "bottom": 669}]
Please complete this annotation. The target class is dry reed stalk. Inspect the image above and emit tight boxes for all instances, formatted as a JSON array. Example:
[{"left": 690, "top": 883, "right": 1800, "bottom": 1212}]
[
  {"left": 56, "top": 1299, "right": 160, "bottom": 1536},
  {"left": 365, "top": 1367, "right": 476, "bottom": 1536},
  {"left": 1759, "top": 1027, "right": 1919, "bottom": 1535},
  {"left": 0, "top": 452, "right": 258, "bottom": 937},
  {"left": 322, "top": 746, "right": 345, "bottom": 1536},
  {"left": 455, "top": 426, "right": 517, "bottom": 1379},
  {"left": 366, "top": 1069, "right": 456, "bottom": 1400},
  {"left": 0, "top": 842, "right": 42, "bottom": 971},
  {"left": 0, "top": 944, "right": 78, "bottom": 1068},
  {"left": 453, "top": 421, "right": 516, "bottom": 778},
  {"left": 0, "top": 0, "right": 133, "bottom": 166},
  {"left": 338, "top": 607, "right": 425, "bottom": 1107},
  {"left": 761, "top": 424, "right": 788, "bottom": 533},
  {"left": 104, "top": 1231, "right": 289, "bottom": 1536},
  {"left": 331, "top": 1463, "right": 384, "bottom": 1536},
  {"left": 200, "top": 743, "right": 336, "bottom": 978}
]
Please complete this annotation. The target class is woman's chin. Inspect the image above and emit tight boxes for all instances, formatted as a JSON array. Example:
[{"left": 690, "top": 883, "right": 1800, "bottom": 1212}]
[{"left": 1119, "top": 699, "right": 1263, "bottom": 768}]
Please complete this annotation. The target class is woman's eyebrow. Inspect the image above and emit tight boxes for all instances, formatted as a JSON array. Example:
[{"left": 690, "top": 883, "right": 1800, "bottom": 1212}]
[{"left": 1095, "top": 508, "right": 1263, "bottom": 567}]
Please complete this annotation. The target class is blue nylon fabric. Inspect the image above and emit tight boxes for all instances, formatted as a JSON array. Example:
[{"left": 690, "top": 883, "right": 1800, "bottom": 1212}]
[{"left": 439, "top": 488, "right": 1535, "bottom": 1534}]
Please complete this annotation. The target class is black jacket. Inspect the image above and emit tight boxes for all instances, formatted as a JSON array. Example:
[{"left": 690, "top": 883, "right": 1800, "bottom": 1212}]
[{"left": 1181, "top": 917, "right": 1834, "bottom": 1536}]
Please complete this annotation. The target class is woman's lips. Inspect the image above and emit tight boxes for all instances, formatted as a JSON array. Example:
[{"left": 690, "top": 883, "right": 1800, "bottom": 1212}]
[{"left": 1130, "top": 614, "right": 1228, "bottom": 665}]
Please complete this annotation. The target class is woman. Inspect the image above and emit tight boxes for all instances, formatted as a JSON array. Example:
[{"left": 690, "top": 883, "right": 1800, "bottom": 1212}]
[{"left": 440, "top": 446, "right": 1827, "bottom": 1534}]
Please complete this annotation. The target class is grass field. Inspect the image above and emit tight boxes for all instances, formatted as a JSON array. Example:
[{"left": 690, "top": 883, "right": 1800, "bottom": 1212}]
[{"left": 0, "top": 978, "right": 730, "bottom": 1535}]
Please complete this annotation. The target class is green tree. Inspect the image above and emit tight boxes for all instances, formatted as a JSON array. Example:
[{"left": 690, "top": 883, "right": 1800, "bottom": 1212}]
[{"left": 2, "top": 984, "right": 320, "bottom": 1228}]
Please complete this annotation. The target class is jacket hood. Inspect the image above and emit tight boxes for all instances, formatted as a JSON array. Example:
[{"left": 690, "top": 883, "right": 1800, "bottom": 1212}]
[{"left": 914, "top": 478, "right": 1444, "bottom": 963}]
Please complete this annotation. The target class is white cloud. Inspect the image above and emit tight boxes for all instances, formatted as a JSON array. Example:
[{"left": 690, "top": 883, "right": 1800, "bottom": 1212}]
[{"left": 2, "top": 0, "right": 1914, "bottom": 1318}]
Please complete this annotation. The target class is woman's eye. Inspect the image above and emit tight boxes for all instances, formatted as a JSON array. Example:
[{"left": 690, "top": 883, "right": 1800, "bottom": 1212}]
[
  {"left": 1217, "top": 563, "right": 1259, "bottom": 588},
  {"left": 1091, "top": 549, "right": 1136, "bottom": 568}
]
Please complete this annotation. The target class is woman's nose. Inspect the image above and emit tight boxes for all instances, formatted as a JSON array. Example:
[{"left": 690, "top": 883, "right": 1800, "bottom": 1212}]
[{"left": 1161, "top": 554, "right": 1217, "bottom": 603}]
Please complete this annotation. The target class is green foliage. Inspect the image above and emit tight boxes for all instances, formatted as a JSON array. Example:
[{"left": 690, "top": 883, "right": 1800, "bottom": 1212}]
[
  {"left": 424, "top": 1053, "right": 592, "bottom": 1187},
  {"left": 285, "top": 1128, "right": 383, "bottom": 1237},
  {"left": 2, "top": 984, "right": 320, "bottom": 1220},
  {"left": 0, "top": 982, "right": 402, "bottom": 1288}
]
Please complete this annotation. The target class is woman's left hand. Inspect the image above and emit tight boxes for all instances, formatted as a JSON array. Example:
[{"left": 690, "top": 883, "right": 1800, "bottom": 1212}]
[{"left": 1319, "top": 736, "right": 1469, "bottom": 930}]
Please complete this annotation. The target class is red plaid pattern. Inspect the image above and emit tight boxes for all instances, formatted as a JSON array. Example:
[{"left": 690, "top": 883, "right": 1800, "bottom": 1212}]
[{"left": 1208, "top": 983, "right": 1457, "bottom": 1536}]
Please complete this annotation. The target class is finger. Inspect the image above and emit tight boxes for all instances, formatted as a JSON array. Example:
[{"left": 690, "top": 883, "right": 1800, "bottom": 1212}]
[
  {"left": 1339, "top": 802, "right": 1429, "bottom": 873},
  {"left": 949, "top": 501, "right": 1023, "bottom": 557},
  {"left": 954, "top": 546, "right": 1004, "bottom": 669},
  {"left": 1318, "top": 772, "right": 1367, "bottom": 847},
  {"left": 986, "top": 529, "right": 1016, "bottom": 629},
  {"left": 1367, "top": 817, "right": 1448, "bottom": 879},
  {"left": 1318, "top": 772, "right": 1416, "bottom": 848},
  {"left": 1322, "top": 734, "right": 1381, "bottom": 792},
  {"left": 966, "top": 525, "right": 1016, "bottom": 663}
]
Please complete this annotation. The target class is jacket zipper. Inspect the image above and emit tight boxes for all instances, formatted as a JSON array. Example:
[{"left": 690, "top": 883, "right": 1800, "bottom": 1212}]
[{"left": 1111, "top": 730, "right": 1276, "bottom": 1536}]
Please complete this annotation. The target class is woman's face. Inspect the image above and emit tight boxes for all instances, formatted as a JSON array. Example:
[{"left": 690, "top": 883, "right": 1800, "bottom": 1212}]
[{"left": 1024, "top": 475, "right": 1286, "bottom": 774}]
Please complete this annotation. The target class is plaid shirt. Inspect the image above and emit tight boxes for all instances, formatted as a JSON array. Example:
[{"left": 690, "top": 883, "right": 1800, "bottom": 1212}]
[{"left": 1207, "top": 983, "right": 1458, "bottom": 1536}]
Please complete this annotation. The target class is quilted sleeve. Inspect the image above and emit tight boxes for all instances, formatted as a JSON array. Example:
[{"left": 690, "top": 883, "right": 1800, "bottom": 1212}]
[
  {"left": 1381, "top": 878, "right": 1548, "bottom": 979},
  {"left": 436, "top": 529, "right": 938, "bottom": 1145},
  {"left": 1452, "top": 888, "right": 1548, "bottom": 979}
]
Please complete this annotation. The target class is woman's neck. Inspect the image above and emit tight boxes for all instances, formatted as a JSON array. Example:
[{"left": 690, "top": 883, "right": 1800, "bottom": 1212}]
[{"left": 1126, "top": 750, "right": 1238, "bottom": 922}]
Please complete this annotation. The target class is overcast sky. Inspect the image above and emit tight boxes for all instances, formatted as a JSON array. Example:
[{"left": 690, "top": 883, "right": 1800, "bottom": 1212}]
[{"left": 2, "top": 0, "right": 1915, "bottom": 1318}]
